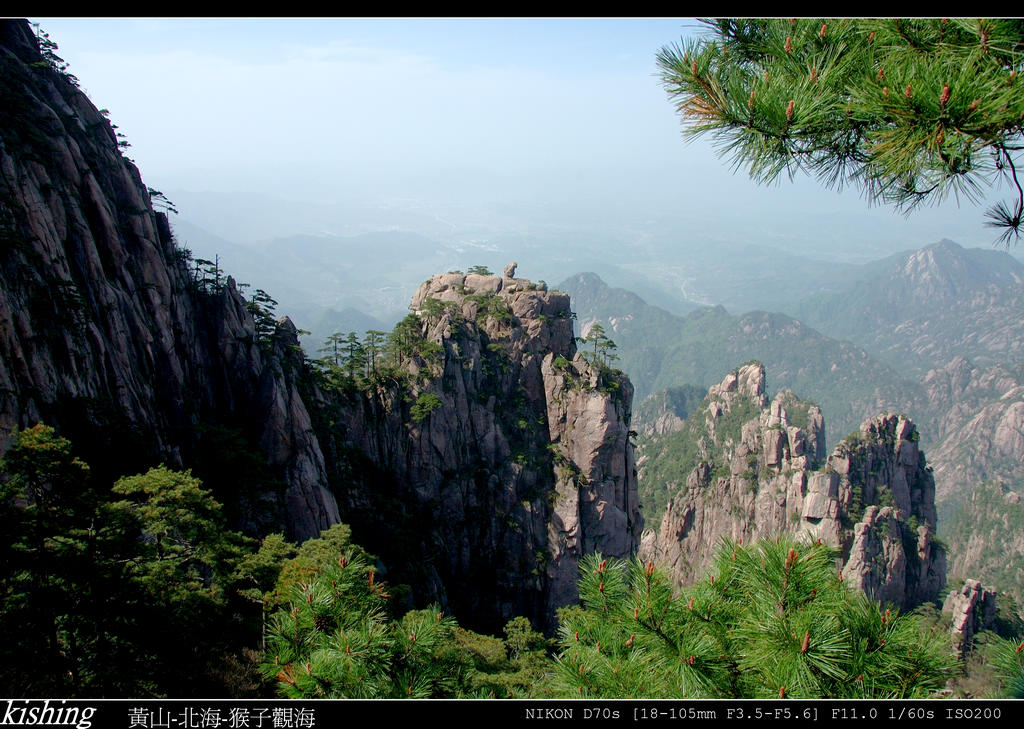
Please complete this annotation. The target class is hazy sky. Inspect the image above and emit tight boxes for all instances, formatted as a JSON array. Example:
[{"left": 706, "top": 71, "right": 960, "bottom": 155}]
[
  {"left": 37, "top": 18, "right": 708, "bottom": 197},
  {"left": 30, "top": 17, "right": 1021, "bottom": 258}
]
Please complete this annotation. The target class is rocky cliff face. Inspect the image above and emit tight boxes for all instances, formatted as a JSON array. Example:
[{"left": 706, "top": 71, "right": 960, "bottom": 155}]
[
  {"left": 943, "top": 481, "right": 1024, "bottom": 607},
  {"left": 943, "top": 579, "right": 998, "bottom": 660},
  {"left": 0, "top": 20, "right": 338, "bottom": 539},
  {"left": 317, "top": 272, "right": 642, "bottom": 631},
  {"left": 923, "top": 358, "right": 1024, "bottom": 509},
  {"left": 639, "top": 363, "right": 945, "bottom": 609}
]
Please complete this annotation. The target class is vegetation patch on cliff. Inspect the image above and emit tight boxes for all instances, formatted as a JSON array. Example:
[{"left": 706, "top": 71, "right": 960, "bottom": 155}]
[
  {"left": 946, "top": 481, "right": 1024, "bottom": 608},
  {"left": 637, "top": 386, "right": 762, "bottom": 520}
]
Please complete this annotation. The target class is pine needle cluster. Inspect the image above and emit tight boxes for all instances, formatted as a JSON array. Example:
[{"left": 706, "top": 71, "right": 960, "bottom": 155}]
[
  {"left": 658, "top": 19, "right": 1024, "bottom": 244},
  {"left": 553, "top": 537, "right": 956, "bottom": 698},
  {"left": 258, "top": 538, "right": 553, "bottom": 698},
  {"left": 260, "top": 546, "right": 470, "bottom": 698},
  {"left": 988, "top": 634, "right": 1024, "bottom": 698}
]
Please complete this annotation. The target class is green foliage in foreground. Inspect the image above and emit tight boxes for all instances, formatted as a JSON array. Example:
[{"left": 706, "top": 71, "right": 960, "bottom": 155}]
[
  {"left": 4, "top": 426, "right": 1020, "bottom": 699},
  {"left": 259, "top": 531, "right": 550, "bottom": 698},
  {"left": 1, "top": 423, "right": 554, "bottom": 698},
  {"left": 262, "top": 550, "right": 460, "bottom": 698},
  {"left": 259, "top": 534, "right": 980, "bottom": 699},
  {"left": 552, "top": 538, "right": 957, "bottom": 698},
  {"left": 988, "top": 634, "right": 1024, "bottom": 698},
  {"left": 0, "top": 425, "right": 254, "bottom": 696}
]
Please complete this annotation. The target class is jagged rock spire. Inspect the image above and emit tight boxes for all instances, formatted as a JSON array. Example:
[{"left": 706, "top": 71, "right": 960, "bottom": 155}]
[{"left": 640, "top": 365, "right": 945, "bottom": 610}]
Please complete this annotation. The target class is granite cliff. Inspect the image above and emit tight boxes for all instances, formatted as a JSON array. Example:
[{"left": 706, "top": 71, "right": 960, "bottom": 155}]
[
  {"left": 310, "top": 271, "right": 641, "bottom": 630},
  {"left": 639, "top": 363, "right": 945, "bottom": 610},
  {"left": 943, "top": 579, "right": 998, "bottom": 660},
  {"left": 924, "top": 357, "right": 1024, "bottom": 512},
  {"left": 0, "top": 20, "right": 338, "bottom": 539}
]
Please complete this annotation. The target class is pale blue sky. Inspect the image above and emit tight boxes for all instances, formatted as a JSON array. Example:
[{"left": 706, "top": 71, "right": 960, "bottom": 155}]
[
  {"left": 30, "top": 17, "right": 1016, "bottom": 258},
  {"left": 36, "top": 18, "right": 702, "bottom": 188}
]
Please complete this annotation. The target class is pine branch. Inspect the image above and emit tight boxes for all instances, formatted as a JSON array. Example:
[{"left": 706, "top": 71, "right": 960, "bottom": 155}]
[{"left": 659, "top": 18, "right": 1024, "bottom": 243}]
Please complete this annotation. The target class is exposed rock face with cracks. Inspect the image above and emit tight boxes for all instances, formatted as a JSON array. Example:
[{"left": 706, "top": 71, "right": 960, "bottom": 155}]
[
  {"left": 321, "top": 272, "right": 643, "bottom": 630},
  {"left": 639, "top": 363, "right": 945, "bottom": 610},
  {"left": 943, "top": 579, "right": 997, "bottom": 660},
  {"left": 0, "top": 20, "right": 338, "bottom": 540}
]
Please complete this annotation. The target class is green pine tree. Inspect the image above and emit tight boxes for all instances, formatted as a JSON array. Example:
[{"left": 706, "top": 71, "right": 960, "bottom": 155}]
[
  {"left": 258, "top": 522, "right": 556, "bottom": 698},
  {"left": 1, "top": 429, "right": 258, "bottom": 696},
  {"left": 988, "top": 634, "right": 1024, "bottom": 698},
  {"left": 552, "top": 537, "right": 956, "bottom": 698},
  {"left": 658, "top": 19, "right": 1024, "bottom": 243},
  {"left": 363, "top": 330, "right": 387, "bottom": 379},
  {"left": 107, "top": 466, "right": 247, "bottom": 617},
  {"left": 578, "top": 323, "right": 619, "bottom": 367},
  {"left": 0, "top": 424, "right": 96, "bottom": 694},
  {"left": 247, "top": 288, "right": 279, "bottom": 344},
  {"left": 260, "top": 537, "right": 475, "bottom": 697}
]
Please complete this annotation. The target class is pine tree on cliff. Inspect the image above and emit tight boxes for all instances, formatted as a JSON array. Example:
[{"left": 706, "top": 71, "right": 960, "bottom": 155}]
[
  {"left": 658, "top": 19, "right": 1024, "bottom": 244},
  {"left": 552, "top": 538, "right": 955, "bottom": 698},
  {"left": 0, "top": 428, "right": 252, "bottom": 695},
  {"left": 579, "top": 323, "right": 619, "bottom": 367}
]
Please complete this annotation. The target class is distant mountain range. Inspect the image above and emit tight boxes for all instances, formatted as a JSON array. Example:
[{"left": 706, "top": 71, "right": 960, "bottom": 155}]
[
  {"left": 558, "top": 271, "right": 924, "bottom": 445},
  {"left": 793, "top": 239, "right": 1024, "bottom": 376},
  {"left": 561, "top": 237, "right": 1024, "bottom": 447},
  {"left": 177, "top": 190, "right": 1024, "bottom": 609},
  {"left": 561, "top": 240, "right": 1024, "bottom": 606}
]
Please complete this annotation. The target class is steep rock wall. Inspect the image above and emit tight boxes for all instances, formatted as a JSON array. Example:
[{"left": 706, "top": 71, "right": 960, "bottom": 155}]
[
  {"left": 319, "top": 273, "right": 642, "bottom": 630},
  {"left": 943, "top": 579, "right": 997, "bottom": 660},
  {"left": 0, "top": 19, "right": 339, "bottom": 539},
  {"left": 639, "top": 363, "right": 945, "bottom": 610}
]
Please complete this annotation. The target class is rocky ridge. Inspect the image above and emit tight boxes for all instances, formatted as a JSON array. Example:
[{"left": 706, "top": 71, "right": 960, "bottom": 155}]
[
  {"left": 794, "top": 239, "right": 1024, "bottom": 377},
  {"left": 318, "top": 271, "right": 642, "bottom": 630},
  {"left": 639, "top": 363, "right": 945, "bottom": 609}
]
